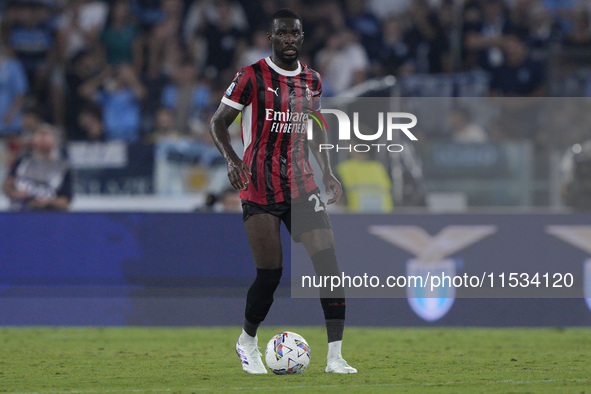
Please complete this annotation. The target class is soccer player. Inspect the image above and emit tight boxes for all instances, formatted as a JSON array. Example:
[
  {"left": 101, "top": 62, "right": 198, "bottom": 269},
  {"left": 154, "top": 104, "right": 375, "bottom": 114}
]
[{"left": 209, "top": 8, "right": 357, "bottom": 374}]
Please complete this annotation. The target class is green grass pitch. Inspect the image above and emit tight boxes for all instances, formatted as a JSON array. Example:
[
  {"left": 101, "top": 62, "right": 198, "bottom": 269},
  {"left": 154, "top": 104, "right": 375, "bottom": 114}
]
[{"left": 1, "top": 327, "right": 590, "bottom": 393}]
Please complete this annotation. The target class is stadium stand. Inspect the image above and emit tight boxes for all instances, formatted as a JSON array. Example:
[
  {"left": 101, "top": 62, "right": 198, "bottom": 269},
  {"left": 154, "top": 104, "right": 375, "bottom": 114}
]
[{"left": 1, "top": 0, "right": 591, "bottom": 210}]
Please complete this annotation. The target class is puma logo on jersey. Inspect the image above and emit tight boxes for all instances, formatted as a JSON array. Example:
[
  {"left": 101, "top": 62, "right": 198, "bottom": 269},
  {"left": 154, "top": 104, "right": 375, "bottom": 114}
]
[{"left": 267, "top": 87, "right": 279, "bottom": 96}]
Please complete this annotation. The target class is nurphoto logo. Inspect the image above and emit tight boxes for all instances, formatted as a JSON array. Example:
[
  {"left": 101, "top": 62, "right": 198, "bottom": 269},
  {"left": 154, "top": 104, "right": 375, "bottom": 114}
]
[{"left": 307, "top": 109, "right": 418, "bottom": 153}]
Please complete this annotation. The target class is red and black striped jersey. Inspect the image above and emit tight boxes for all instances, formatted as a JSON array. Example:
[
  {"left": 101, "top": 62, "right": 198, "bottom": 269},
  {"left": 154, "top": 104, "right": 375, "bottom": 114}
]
[{"left": 221, "top": 57, "right": 322, "bottom": 205}]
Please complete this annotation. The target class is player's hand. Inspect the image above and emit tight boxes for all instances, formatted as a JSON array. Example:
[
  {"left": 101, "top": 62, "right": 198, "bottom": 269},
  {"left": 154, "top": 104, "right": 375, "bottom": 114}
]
[
  {"left": 29, "top": 197, "right": 51, "bottom": 209},
  {"left": 323, "top": 173, "right": 342, "bottom": 204},
  {"left": 9, "top": 190, "right": 32, "bottom": 201},
  {"left": 226, "top": 158, "right": 251, "bottom": 191}
]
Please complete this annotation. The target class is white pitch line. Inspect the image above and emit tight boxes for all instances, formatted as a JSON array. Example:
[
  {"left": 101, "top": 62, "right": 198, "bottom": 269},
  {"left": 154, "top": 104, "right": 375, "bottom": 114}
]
[{"left": 6, "top": 379, "right": 591, "bottom": 394}]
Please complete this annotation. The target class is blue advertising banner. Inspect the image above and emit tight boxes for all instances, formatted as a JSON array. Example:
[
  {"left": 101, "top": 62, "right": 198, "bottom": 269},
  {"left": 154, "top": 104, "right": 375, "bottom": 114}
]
[
  {"left": 292, "top": 213, "right": 591, "bottom": 299},
  {"left": 1, "top": 212, "right": 591, "bottom": 326},
  {"left": 0, "top": 213, "right": 289, "bottom": 285}
]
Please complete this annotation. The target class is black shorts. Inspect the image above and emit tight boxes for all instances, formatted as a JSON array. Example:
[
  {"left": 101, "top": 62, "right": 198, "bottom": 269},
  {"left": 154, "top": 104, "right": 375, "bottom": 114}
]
[{"left": 242, "top": 189, "right": 332, "bottom": 242}]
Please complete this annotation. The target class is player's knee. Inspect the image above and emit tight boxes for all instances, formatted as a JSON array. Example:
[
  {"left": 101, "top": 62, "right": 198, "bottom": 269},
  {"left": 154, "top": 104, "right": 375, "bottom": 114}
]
[
  {"left": 255, "top": 267, "right": 283, "bottom": 292},
  {"left": 301, "top": 229, "right": 335, "bottom": 256}
]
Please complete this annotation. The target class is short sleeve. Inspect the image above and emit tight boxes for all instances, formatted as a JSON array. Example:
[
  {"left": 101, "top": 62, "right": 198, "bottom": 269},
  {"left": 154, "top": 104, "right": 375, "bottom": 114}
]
[{"left": 221, "top": 67, "right": 254, "bottom": 111}]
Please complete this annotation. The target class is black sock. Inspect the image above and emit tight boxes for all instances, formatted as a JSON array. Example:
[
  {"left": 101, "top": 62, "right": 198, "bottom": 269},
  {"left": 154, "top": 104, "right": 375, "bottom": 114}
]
[
  {"left": 325, "top": 319, "right": 345, "bottom": 342},
  {"left": 244, "top": 268, "right": 283, "bottom": 334},
  {"left": 311, "top": 248, "right": 346, "bottom": 324},
  {"left": 243, "top": 318, "right": 260, "bottom": 338}
]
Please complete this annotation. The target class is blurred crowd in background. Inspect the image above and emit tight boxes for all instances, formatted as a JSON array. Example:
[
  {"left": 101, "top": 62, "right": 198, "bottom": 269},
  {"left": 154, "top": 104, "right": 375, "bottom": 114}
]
[{"left": 2, "top": 0, "right": 591, "bottom": 211}]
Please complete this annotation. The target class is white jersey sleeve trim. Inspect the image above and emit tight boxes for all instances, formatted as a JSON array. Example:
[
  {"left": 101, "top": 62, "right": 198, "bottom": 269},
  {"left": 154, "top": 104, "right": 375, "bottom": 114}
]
[{"left": 221, "top": 97, "right": 244, "bottom": 111}]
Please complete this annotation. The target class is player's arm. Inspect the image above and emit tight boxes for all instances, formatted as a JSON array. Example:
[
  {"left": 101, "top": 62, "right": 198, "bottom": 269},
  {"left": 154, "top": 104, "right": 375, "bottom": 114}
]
[
  {"left": 309, "top": 124, "right": 342, "bottom": 205},
  {"left": 2, "top": 158, "right": 32, "bottom": 201},
  {"left": 2, "top": 176, "right": 30, "bottom": 201},
  {"left": 209, "top": 103, "right": 251, "bottom": 191}
]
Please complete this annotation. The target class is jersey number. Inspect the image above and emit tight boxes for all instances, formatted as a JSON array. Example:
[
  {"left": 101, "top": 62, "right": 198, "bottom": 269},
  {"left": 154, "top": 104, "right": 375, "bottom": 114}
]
[{"left": 308, "top": 194, "right": 325, "bottom": 212}]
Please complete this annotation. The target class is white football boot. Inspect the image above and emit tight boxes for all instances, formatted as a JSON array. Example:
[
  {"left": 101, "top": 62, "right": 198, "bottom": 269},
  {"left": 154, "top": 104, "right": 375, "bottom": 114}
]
[
  {"left": 325, "top": 358, "right": 358, "bottom": 374},
  {"left": 236, "top": 336, "right": 268, "bottom": 374}
]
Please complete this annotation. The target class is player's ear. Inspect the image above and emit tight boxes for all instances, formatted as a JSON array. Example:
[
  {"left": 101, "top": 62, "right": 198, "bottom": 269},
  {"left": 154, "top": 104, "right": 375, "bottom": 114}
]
[{"left": 267, "top": 32, "right": 272, "bottom": 42}]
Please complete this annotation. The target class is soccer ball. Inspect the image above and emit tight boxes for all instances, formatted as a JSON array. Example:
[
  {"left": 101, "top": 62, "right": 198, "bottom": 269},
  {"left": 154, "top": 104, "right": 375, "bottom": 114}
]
[{"left": 264, "top": 331, "right": 311, "bottom": 374}]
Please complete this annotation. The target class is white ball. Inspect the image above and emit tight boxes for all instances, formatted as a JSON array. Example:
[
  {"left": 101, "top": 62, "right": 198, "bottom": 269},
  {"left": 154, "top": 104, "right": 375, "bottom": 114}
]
[{"left": 264, "top": 331, "right": 311, "bottom": 374}]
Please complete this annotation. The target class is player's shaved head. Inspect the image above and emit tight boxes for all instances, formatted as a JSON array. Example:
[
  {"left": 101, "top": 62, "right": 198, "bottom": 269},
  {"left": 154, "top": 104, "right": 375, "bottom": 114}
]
[{"left": 269, "top": 8, "right": 303, "bottom": 32}]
